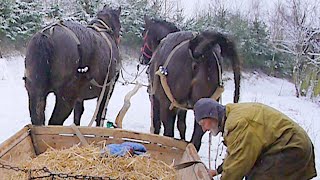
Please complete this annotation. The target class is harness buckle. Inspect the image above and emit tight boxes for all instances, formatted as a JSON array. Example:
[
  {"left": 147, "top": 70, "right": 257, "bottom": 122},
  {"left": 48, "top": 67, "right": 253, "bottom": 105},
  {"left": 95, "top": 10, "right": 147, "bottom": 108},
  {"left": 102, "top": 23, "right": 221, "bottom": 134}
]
[
  {"left": 159, "top": 66, "right": 168, "bottom": 76},
  {"left": 77, "top": 66, "right": 89, "bottom": 73}
]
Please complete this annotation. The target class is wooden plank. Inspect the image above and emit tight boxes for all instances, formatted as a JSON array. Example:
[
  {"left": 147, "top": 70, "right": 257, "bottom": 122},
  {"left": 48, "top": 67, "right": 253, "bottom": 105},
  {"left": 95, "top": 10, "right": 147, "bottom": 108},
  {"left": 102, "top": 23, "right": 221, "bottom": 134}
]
[
  {"left": 34, "top": 134, "right": 185, "bottom": 154},
  {"left": 30, "top": 126, "right": 41, "bottom": 155},
  {"left": 178, "top": 144, "right": 211, "bottom": 180},
  {"left": 115, "top": 83, "right": 142, "bottom": 128},
  {"left": 32, "top": 126, "right": 187, "bottom": 150},
  {"left": 0, "top": 125, "right": 197, "bottom": 177},
  {"left": 0, "top": 136, "right": 36, "bottom": 161},
  {"left": 0, "top": 136, "right": 36, "bottom": 177},
  {"left": 0, "top": 126, "right": 31, "bottom": 158},
  {"left": 70, "top": 124, "right": 89, "bottom": 147}
]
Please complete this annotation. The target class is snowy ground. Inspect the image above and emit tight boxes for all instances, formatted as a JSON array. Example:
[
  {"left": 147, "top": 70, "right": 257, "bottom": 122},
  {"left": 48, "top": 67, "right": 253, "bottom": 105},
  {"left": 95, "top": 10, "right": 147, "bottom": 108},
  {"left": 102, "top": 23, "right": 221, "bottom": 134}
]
[{"left": 0, "top": 55, "right": 319, "bottom": 178}]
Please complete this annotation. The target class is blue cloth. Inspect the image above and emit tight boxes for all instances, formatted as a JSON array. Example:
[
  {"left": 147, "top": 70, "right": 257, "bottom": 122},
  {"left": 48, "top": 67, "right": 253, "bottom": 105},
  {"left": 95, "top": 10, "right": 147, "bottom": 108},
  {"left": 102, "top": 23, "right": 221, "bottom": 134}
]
[
  {"left": 122, "top": 142, "right": 147, "bottom": 155},
  {"left": 104, "top": 142, "right": 147, "bottom": 156},
  {"left": 106, "top": 144, "right": 133, "bottom": 156}
]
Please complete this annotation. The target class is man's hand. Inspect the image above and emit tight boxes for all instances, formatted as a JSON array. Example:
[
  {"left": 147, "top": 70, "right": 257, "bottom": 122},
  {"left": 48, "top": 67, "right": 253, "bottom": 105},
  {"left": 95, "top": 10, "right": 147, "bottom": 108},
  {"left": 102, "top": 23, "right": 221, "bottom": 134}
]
[{"left": 208, "top": 169, "right": 218, "bottom": 178}]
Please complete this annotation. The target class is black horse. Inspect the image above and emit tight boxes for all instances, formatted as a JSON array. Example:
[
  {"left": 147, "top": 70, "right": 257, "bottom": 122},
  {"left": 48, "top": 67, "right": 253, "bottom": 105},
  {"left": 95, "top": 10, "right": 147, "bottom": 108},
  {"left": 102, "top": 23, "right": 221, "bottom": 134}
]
[
  {"left": 145, "top": 29, "right": 241, "bottom": 150},
  {"left": 140, "top": 16, "right": 189, "bottom": 140},
  {"left": 24, "top": 6, "right": 121, "bottom": 126}
]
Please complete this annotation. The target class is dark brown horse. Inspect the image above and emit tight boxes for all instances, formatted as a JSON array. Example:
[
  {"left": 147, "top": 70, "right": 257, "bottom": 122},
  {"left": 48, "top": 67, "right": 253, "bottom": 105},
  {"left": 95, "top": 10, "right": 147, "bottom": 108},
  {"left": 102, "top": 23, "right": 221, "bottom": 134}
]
[
  {"left": 24, "top": 6, "right": 121, "bottom": 126},
  {"left": 148, "top": 30, "right": 241, "bottom": 151},
  {"left": 139, "top": 16, "right": 189, "bottom": 140}
]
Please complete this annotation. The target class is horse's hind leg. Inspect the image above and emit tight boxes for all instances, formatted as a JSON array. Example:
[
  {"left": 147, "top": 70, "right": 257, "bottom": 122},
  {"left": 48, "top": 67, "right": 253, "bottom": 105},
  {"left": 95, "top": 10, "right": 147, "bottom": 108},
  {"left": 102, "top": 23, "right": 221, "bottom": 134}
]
[
  {"left": 95, "top": 78, "right": 118, "bottom": 127},
  {"left": 161, "top": 105, "right": 176, "bottom": 137},
  {"left": 74, "top": 100, "right": 84, "bottom": 126},
  {"left": 48, "top": 94, "right": 75, "bottom": 125},
  {"left": 177, "top": 110, "right": 187, "bottom": 140},
  {"left": 150, "top": 95, "right": 161, "bottom": 134},
  {"left": 27, "top": 91, "right": 47, "bottom": 125},
  {"left": 190, "top": 120, "right": 205, "bottom": 151},
  {"left": 95, "top": 86, "right": 111, "bottom": 127}
]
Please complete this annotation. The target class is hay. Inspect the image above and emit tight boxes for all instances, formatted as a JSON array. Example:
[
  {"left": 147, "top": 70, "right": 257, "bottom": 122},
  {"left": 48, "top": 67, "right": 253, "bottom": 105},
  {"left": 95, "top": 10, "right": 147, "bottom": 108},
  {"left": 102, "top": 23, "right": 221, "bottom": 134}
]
[{"left": 9, "top": 142, "right": 177, "bottom": 180}]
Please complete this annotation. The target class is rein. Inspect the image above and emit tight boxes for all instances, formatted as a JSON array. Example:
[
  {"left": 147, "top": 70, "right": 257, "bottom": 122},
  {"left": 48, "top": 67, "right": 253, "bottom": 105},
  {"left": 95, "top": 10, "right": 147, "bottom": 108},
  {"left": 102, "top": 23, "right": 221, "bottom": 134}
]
[{"left": 119, "top": 62, "right": 148, "bottom": 87}]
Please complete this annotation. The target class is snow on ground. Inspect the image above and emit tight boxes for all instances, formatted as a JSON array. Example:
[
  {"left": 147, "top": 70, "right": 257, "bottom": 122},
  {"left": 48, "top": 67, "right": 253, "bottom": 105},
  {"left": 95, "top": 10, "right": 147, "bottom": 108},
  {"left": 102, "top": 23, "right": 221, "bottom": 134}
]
[{"left": 0, "top": 55, "right": 319, "bottom": 178}]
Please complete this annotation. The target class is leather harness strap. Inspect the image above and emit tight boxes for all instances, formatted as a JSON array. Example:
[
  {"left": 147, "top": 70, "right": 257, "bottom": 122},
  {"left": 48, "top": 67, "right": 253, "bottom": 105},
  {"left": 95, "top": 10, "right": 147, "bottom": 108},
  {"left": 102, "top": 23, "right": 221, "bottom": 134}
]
[
  {"left": 87, "top": 21, "right": 118, "bottom": 127},
  {"left": 41, "top": 20, "right": 115, "bottom": 89},
  {"left": 155, "top": 39, "right": 191, "bottom": 110},
  {"left": 154, "top": 38, "right": 225, "bottom": 111},
  {"left": 41, "top": 21, "right": 80, "bottom": 45},
  {"left": 41, "top": 20, "right": 117, "bottom": 127},
  {"left": 88, "top": 22, "right": 115, "bottom": 88},
  {"left": 41, "top": 21, "right": 83, "bottom": 71},
  {"left": 88, "top": 21, "right": 114, "bottom": 62},
  {"left": 163, "top": 40, "right": 190, "bottom": 69}
]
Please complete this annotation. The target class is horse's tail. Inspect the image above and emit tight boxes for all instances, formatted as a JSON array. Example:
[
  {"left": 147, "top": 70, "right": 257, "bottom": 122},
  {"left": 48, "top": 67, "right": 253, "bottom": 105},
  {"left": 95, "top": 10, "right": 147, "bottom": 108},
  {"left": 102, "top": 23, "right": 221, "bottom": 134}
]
[
  {"left": 25, "top": 32, "right": 54, "bottom": 88},
  {"left": 190, "top": 31, "right": 241, "bottom": 103},
  {"left": 214, "top": 33, "right": 241, "bottom": 103}
]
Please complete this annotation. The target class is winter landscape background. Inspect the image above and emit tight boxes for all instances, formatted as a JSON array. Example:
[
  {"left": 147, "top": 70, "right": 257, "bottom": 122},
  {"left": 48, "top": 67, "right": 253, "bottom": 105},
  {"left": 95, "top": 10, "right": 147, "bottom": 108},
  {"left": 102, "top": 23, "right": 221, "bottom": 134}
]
[
  {"left": 0, "top": 0, "right": 319, "bottom": 179},
  {"left": 0, "top": 55, "right": 319, "bottom": 179}
]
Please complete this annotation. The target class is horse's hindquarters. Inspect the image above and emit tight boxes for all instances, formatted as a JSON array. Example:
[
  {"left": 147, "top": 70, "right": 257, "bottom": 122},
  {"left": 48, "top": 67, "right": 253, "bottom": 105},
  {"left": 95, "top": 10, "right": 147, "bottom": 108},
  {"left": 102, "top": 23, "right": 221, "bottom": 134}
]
[{"left": 25, "top": 33, "right": 55, "bottom": 125}]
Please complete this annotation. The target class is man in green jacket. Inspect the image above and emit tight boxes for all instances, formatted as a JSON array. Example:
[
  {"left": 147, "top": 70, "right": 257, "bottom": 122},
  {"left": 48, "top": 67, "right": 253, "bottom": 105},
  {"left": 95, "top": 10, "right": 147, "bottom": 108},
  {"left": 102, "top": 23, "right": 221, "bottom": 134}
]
[{"left": 194, "top": 98, "right": 317, "bottom": 180}]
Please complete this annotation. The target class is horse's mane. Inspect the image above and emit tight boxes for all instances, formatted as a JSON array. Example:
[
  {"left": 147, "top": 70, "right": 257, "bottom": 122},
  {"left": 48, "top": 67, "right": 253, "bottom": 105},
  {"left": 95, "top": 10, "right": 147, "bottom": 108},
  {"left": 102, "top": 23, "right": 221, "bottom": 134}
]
[{"left": 152, "top": 18, "right": 180, "bottom": 32}]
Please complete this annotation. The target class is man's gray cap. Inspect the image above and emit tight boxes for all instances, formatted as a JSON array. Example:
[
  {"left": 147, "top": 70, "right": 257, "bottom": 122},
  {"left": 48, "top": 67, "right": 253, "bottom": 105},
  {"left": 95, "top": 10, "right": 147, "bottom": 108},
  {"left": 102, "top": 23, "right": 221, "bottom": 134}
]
[{"left": 194, "top": 98, "right": 225, "bottom": 124}]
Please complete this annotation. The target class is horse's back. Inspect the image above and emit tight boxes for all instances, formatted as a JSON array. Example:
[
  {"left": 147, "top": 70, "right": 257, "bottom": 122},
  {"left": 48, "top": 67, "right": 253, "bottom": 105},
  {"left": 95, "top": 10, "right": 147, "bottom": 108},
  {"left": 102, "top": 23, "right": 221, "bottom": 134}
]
[
  {"left": 150, "top": 31, "right": 195, "bottom": 75},
  {"left": 154, "top": 31, "right": 194, "bottom": 63},
  {"left": 25, "top": 20, "right": 117, "bottom": 95},
  {"left": 150, "top": 31, "right": 195, "bottom": 102}
]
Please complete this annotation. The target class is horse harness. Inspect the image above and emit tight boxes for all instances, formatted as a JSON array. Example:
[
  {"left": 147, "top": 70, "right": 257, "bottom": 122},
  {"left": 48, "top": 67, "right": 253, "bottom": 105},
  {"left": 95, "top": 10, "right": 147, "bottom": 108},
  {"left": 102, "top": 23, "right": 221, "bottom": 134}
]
[
  {"left": 154, "top": 37, "right": 225, "bottom": 111},
  {"left": 40, "top": 19, "right": 117, "bottom": 88}
]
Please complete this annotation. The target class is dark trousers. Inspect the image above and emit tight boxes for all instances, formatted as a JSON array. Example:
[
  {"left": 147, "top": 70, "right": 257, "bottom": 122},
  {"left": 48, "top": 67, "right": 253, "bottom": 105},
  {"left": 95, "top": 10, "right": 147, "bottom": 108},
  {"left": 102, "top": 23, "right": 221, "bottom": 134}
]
[{"left": 246, "top": 146, "right": 316, "bottom": 180}]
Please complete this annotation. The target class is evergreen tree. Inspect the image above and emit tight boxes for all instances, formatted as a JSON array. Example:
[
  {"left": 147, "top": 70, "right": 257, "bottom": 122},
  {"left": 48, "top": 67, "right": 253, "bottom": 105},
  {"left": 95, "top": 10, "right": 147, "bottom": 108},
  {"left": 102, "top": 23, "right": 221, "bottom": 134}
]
[
  {"left": 0, "top": 0, "right": 43, "bottom": 43},
  {"left": 47, "top": 3, "right": 64, "bottom": 20}
]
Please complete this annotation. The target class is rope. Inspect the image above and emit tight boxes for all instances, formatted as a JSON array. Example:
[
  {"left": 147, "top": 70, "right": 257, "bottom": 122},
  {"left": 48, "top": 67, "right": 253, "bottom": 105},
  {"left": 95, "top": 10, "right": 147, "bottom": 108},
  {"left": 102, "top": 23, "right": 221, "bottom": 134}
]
[
  {"left": 100, "top": 75, "right": 116, "bottom": 126},
  {"left": 214, "top": 136, "right": 223, "bottom": 172},
  {"left": 117, "top": 80, "right": 149, "bottom": 87},
  {"left": 209, "top": 132, "right": 212, "bottom": 170},
  {"left": 119, "top": 62, "right": 148, "bottom": 85},
  {"left": 213, "top": 91, "right": 224, "bottom": 177}
]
